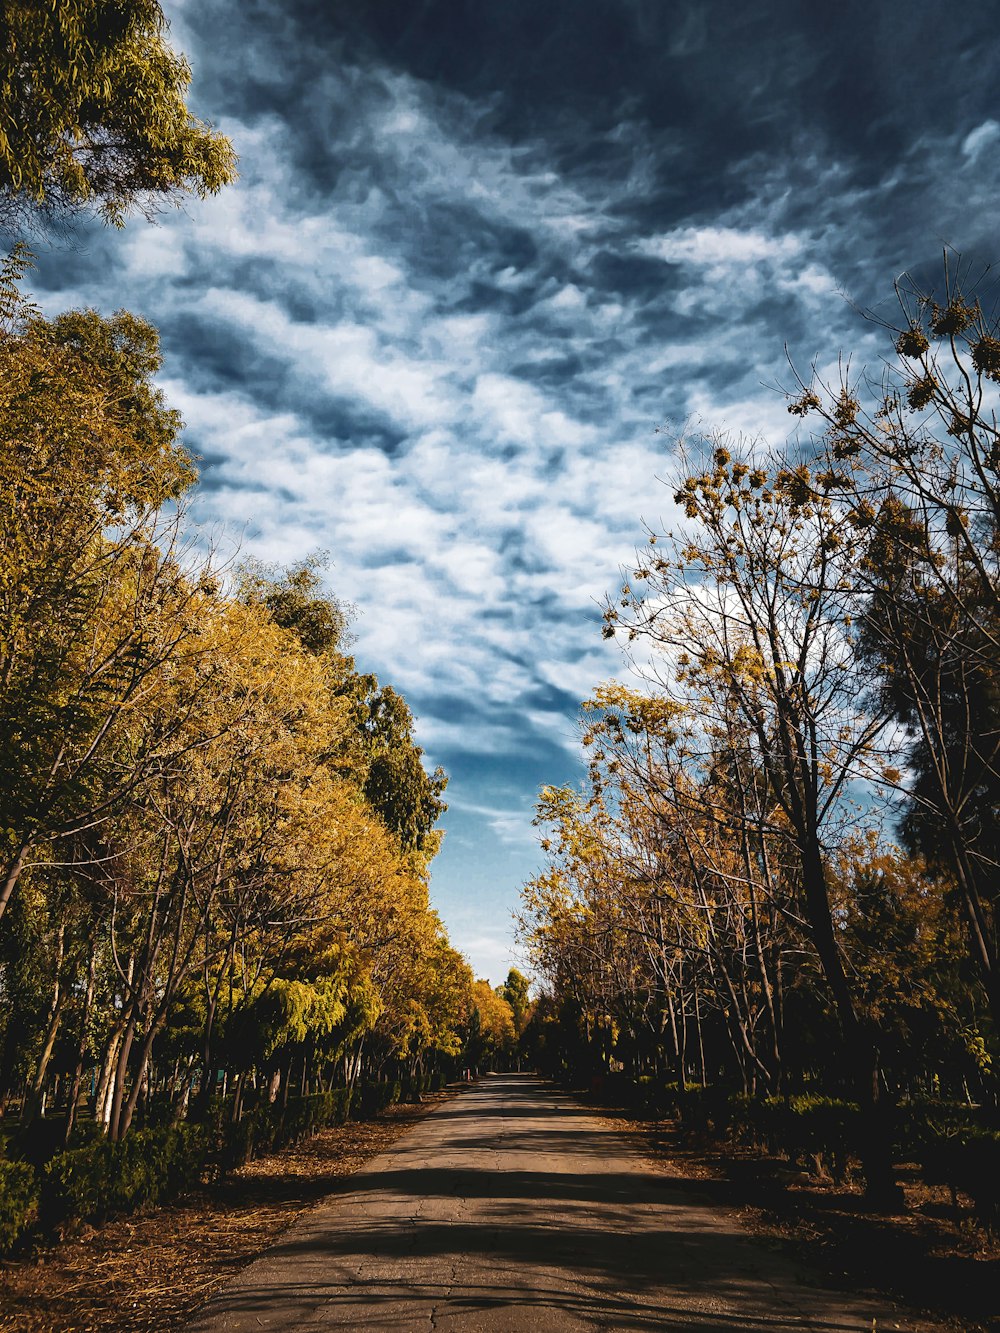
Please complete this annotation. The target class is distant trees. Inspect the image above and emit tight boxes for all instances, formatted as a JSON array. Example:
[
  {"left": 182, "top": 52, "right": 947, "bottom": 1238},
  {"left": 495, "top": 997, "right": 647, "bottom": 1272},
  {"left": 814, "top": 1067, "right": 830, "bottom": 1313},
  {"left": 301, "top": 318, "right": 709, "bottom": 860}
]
[
  {"left": 0, "top": 0, "right": 236, "bottom": 227},
  {"left": 521, "top": 258, "right": 1000, "bottom": 1204}
]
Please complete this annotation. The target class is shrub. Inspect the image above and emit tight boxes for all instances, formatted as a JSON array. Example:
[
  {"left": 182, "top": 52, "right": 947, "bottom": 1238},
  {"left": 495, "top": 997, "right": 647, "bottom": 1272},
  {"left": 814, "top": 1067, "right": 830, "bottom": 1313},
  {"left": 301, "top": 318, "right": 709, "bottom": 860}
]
[
  {"left": 0, "top": 1159, "right": 39, "bottom": 1253},
  {"left": 921, "top": 1127, "right": 1000, "bottom": 1229},
  {"left": 41, "top": 1125, "right": 209, "bottom": 1231},
  {"left": 357, "top": 1080, "right": 403, "bottom": 1119}
]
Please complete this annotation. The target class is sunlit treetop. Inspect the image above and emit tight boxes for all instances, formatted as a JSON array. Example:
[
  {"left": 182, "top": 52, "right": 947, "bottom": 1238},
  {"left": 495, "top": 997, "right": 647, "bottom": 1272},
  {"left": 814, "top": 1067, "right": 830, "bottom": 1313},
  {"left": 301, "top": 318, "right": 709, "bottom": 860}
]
[{"left": 0, "top": 0, "right": 237, "bottom": 227}]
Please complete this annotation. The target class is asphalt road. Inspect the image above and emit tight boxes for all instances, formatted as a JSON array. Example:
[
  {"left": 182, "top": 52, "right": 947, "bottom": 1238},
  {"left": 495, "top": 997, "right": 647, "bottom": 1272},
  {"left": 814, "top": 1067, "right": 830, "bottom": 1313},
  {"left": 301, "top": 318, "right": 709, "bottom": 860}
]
[{"left": 189, "top": 1074, "right": 921, "bottom": 1331}]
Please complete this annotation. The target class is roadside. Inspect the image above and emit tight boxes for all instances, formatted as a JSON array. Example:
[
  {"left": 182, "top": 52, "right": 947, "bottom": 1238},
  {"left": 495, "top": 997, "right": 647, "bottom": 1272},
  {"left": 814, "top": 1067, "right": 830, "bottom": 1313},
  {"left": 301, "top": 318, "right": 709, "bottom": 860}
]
[
  {"left": 0, "top": 1088, "right": 458, "bottom": 1333},
  {"left": 594, "top": 1101, "right": 999, "bottom": 1333}
]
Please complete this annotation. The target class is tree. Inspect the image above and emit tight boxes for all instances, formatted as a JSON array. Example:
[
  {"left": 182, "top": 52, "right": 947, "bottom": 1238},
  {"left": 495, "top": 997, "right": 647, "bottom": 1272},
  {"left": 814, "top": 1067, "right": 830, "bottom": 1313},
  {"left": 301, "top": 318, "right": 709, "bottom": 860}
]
[
  {"left": 465, "top": 980, "right": 516, "bottom": 1070},
  {"left": 788, "top": 255, "right": 1000, "bottom": 1043},
  {"left": 600, "top": 440, "right": 906, "bottom": 1201},
  {"left": 0, "top": 0, "right": 236, "bottom": 227},
  {"left": 238, "top": 559, "right": 448, "bottom": 859},
  {"left": 499, "top": 968, "right": 532, "bottom": 1034},
  {"left": 0, "top": 258, "right": 204, "bottom": 924}
]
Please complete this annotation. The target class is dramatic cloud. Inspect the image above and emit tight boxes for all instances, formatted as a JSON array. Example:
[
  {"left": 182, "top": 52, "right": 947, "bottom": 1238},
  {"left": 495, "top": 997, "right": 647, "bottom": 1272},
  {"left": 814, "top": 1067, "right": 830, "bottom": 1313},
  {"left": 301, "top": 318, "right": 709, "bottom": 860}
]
[{"left": 20, "top": 0, "right": 1000, "bottom": 980}]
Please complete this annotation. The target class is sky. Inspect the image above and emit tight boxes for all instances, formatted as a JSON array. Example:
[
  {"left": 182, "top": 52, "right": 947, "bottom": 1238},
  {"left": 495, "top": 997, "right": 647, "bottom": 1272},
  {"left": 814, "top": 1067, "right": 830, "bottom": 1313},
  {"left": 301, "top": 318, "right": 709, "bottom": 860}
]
[{"left": 21, "top": 0, "right": 1000, "bottom": 983}]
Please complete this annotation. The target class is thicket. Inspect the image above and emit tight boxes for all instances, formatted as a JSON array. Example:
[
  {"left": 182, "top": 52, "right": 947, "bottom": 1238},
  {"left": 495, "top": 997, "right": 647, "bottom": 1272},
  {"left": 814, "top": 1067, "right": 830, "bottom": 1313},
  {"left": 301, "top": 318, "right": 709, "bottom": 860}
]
[{"left": 520, "top": 257, "right": 1000, "bottom": 1212}]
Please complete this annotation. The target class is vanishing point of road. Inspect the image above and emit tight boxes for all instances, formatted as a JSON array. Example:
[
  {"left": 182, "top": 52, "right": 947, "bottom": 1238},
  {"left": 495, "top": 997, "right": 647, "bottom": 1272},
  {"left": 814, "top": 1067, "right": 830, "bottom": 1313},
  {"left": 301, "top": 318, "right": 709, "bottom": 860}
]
[{"left": 190, "top": 1074, "right": 924, "bottom": 1331}]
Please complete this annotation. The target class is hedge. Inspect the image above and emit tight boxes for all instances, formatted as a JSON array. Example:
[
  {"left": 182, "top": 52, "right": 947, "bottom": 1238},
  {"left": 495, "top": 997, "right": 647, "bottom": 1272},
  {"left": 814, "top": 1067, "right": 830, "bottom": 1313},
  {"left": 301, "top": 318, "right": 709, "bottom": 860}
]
[
  {"left": 0, "top": 1077, "right": 411, "bottom": 1253},
  {"left": 40, "top": 1124, "right": 209, "bottom": 1231},
  {"left": 0, "top": 1159, "right": 39, "bottom": 1252},
  {"left": 584, "top": 1073, "right": 1000, "bottom": 1213}
]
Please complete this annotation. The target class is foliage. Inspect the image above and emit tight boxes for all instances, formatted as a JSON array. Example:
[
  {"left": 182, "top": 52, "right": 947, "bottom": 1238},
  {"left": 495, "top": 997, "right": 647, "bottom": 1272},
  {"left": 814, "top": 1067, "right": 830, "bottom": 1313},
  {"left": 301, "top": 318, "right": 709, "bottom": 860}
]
[
  {"left": 40, "top": 1124, "right": 208, "bottom": 1230},
  {"left": 0, "top": 0, "right": 237, "bottom": 226},
  {"left": 0, "top": 1158, "right": 38, "bottom": 1252}
]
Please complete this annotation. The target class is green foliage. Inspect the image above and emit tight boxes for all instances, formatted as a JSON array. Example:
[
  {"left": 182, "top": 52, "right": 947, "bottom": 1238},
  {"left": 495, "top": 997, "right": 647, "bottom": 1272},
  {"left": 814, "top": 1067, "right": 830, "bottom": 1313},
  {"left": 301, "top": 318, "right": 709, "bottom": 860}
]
[
  {"left": 0, "top": 1158, "right": 38, "bottom": 1253},
  {"left": 356, "top": 1080, "right": 404, "bottom": 1119},
  {"left": 238, "top": 556, "right": 350, "bottom": 660},
  {"left": 40, "top": 1124, "right": 208, "bottom": 1230},
  {"left": 0, "top": 0, "right": 237, "bottom": 226},
  {"left": 499, "top": 968, "right": 531, "bottom": 1033}
]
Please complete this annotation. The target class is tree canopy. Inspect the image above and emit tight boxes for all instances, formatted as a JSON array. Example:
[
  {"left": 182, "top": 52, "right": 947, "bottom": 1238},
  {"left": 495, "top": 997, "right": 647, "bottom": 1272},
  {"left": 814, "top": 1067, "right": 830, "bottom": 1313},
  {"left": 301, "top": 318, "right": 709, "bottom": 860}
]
[{"left": 0, "top": 0, "right": 237, "bottom": 226}]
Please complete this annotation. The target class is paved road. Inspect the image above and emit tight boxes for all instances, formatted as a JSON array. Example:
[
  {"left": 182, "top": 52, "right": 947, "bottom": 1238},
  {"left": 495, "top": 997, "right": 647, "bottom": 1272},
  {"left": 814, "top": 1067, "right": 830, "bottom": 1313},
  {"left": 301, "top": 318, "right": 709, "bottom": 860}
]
[{"left": 189, "top": 1074, "right": 921, "bottom": 1331}]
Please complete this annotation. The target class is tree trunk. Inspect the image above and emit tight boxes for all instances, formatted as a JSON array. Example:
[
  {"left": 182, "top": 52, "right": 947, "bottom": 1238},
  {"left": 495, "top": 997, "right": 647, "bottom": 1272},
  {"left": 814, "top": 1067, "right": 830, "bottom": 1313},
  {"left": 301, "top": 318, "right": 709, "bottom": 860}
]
[
  {"left": 65, "top": 945, "right": 98, "bottom": 1143},
  {"left": 0, "top": 842, "right": 29, "bottom": 925},
  {"left": 800, "top": 840, "right": 901, "bottom": 1208}
]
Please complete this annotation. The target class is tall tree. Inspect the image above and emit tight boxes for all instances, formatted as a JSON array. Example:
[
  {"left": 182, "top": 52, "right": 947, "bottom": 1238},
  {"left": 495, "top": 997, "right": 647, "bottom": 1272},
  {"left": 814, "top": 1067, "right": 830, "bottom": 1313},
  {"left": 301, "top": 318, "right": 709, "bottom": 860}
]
[
  {"left": 0, "top": 259, "right": 203, "bottom": 924},
  {"left": 790, "top": 256, "right": 1000, "bottom": 1040}
]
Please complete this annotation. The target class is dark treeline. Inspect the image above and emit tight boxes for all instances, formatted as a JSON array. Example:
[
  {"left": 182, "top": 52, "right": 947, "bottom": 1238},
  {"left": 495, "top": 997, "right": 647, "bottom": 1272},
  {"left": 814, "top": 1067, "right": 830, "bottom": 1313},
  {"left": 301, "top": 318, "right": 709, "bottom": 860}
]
[{"left": 520, "top": 260, "right": 1000, "bottom": 1209}]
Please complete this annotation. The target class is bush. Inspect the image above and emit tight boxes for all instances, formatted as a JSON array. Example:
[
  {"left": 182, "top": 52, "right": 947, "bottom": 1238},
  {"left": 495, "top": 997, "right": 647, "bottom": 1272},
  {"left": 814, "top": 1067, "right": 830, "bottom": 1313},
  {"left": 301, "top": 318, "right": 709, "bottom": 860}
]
[
  {"left": 729, "top": 1095, "right": 860, "bottom": 1181},
  {"left": 894, "top": 1099, "right": 987, "bottom": 1157},
  {"left": 213, "top": 1088, "right": 359, "bottom": 1171},
  {"left": 921, "top": 1127, "right": 1000, "bottom": 1228},
  {"left": 5, "top": 1077, "right": 404, "bottom": 1245},
  {"left": 41, "top": 1125, "right": 209, "bottom": 1231},
  {"left": 0, "top": 1159, "right": 39, "bottom": 1253},
  {"left": 356, "top": 1079, "right": 403, "bottom": 1119}
]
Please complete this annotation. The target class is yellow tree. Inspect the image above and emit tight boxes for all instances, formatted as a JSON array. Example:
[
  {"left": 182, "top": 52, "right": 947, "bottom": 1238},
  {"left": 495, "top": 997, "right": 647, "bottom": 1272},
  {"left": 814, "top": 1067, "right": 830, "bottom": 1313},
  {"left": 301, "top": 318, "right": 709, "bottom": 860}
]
[
  {"left": 606, "top": 440, "right": 901, "bottom": 1202},
  {"left": 0, "top": 261, "right": 203, "bottom": 924}
]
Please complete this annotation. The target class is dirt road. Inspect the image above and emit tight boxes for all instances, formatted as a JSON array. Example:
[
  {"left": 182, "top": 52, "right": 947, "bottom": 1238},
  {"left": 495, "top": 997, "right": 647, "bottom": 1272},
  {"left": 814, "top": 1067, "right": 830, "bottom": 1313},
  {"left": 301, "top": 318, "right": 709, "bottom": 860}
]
[{"left": 189, "top": 1074, "right": 921, "bottom": 1331}]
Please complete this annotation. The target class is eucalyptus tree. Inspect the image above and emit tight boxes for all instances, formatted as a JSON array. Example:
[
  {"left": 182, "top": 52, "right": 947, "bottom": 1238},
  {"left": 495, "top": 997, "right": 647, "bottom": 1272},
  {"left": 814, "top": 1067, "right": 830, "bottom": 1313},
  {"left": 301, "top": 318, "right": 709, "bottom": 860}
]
[{"left": 0, "top": 0, "right": 236, "bottom": 227}]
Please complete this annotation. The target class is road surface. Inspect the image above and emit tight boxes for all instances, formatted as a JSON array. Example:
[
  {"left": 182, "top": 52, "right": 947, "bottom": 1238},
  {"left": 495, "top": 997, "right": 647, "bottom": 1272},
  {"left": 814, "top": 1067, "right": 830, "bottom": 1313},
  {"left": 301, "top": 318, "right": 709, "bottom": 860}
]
[{"left": 189, "top": 1073, "right": 921, "bottom": 1331}]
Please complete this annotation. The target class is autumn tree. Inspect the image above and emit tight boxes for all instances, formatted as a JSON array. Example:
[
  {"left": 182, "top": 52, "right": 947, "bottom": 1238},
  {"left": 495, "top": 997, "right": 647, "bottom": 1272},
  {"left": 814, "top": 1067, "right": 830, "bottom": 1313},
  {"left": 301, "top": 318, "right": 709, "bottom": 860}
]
[
  {"left": 0, "top": 256, "right": 213, "bottom": 925},
  {"left": 598, "top": 436, "right": 908, "bottom": 1199},
  {"left": 788, "top": 254, "right": 1000, "bottom": 1043}
]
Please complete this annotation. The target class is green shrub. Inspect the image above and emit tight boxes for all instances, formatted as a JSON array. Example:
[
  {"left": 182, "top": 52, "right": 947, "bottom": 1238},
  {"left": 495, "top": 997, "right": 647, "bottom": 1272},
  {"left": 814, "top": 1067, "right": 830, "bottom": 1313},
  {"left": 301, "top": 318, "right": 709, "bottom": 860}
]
[
  {"left": 720, "top": 1094, "right": 860, "bottom": 1181},
  {"left": 41, "top": 1125, "right": 209, "bottom": 1231},
  {"left": 0, "top": 1159, "right": 39, "bottom": 1253},
  {"left": 894, "top": 1099, "right": 988, "bottom": 1157},
  {"left": 357, "top": 1079, "right": 402, "bottom": 1119}
]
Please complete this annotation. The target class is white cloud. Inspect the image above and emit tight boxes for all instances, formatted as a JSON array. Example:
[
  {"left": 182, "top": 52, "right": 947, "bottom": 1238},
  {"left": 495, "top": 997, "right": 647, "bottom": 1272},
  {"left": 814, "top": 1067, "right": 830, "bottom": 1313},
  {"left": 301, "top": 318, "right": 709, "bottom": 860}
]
[
  {"left": 640, "top": 225, "right": 805, "bottom": 267},
  {"left": 962, "top": 119, "right": 1000, "bottom": 163}
]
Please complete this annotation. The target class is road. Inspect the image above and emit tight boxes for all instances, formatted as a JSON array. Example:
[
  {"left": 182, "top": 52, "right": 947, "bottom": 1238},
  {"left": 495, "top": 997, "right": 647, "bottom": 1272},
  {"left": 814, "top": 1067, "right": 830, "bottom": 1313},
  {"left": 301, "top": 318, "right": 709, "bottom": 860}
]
[{"left": 189, "top": 1073, "right": 921, "bottom": 1331}]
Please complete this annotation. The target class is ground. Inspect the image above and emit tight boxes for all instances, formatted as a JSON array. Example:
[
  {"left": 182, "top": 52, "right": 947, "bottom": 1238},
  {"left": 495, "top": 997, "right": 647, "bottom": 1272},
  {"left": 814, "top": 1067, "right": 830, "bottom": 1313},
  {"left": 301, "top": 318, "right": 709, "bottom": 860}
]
[
  {"left": 621, "top": 1107, "right": 999, "bottom": 1332},
  {"left": 0, "top": 1082, "right": 996, "bottom": 1331},
  {"left": 0, "top": 1094, "right": 454, "bottom": 1333}
]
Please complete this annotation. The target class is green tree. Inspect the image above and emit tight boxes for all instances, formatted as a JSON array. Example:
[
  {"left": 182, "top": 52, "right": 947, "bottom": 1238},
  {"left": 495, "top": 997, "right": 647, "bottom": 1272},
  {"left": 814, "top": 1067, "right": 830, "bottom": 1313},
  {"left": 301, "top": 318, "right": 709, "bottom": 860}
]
[
  {"left": 499, "top": 968, "right": 531, "bottom": 1034},
  {"left": 0, "top": 0, "right": 236, "bottom": 226}
]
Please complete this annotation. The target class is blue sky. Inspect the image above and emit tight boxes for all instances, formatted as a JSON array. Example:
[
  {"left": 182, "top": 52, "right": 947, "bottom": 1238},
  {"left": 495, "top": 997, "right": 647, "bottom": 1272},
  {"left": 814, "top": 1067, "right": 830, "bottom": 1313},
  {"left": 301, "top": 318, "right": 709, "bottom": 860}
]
[{"left": 21, "top": 0, "right": 1000, "bottom": 982}]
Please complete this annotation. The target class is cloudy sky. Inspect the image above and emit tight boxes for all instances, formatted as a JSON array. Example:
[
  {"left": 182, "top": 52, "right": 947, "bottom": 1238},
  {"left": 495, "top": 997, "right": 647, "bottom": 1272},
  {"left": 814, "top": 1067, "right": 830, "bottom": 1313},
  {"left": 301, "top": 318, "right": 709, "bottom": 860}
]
[{"left": 22, "top": 0, "right": 1000, "bottom": 982}]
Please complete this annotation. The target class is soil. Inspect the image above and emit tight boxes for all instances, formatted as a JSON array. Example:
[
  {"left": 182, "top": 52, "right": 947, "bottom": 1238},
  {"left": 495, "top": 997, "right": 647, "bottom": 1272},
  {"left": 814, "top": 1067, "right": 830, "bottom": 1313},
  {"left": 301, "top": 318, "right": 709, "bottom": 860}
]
[
  {"left": 599, "top": 1105, "right": 1000, "bottom": 1333},
  {"left": 0, "top": 1090, "right": 456, "bottom": 1333}
]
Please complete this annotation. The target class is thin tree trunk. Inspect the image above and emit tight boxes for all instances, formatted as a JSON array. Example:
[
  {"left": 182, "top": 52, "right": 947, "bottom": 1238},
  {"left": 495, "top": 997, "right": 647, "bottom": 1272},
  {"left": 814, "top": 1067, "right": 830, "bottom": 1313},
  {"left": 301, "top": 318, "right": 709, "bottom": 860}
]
[{"left": 65, "top": 944, "right": 98, "bottom": 1142}]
